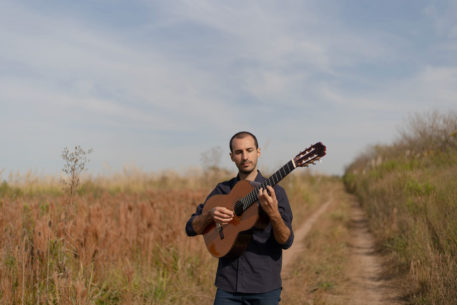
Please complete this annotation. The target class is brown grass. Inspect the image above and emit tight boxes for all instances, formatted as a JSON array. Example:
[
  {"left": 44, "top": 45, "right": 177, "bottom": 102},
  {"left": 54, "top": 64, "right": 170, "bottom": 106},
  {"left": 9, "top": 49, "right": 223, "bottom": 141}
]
[
  {"left": 0, "top": 187, "right": 217, "bottom": 304},
  {"left": 0, "top": 169, "right": 326, "bottom": 304}
]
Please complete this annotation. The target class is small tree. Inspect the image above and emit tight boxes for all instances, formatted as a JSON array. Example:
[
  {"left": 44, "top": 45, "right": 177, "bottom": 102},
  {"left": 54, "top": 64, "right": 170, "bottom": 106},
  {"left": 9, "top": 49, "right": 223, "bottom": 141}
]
[
  {"left": 200, "top": 146, "right": 232, "bottom": 185},
  {"left": 200, "top": 146, "right": 223, "bottom": 173},
  {"left": 61, "top": 145, "right": 93, "bottom": 203}
]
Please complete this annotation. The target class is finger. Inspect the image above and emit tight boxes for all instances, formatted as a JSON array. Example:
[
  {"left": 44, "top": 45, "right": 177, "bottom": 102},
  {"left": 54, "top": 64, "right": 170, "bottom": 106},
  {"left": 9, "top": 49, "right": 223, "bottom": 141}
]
[
  {"left": 216, "top": 212, "right": 232, "bottom": 220},
  {"left": 266, "top": 185, "right": 276, "bottom": 199},
  {"left": 212, "top": 208, "right": 233, "bottom": 222},
  {"left": 220, "top": 208, "right": 234, "bottom": 217},
  {"left": 257, "top": 188, "right": 267, "bottom": 202},
  {"left": 215, "top": 215, "right": 232, "bottom": 223},
  {"left": 223, "top": 208, "right": 235, "bottom": 216},
  {"left": 259, "top": 187, "right": 269, "bottom": 196}
]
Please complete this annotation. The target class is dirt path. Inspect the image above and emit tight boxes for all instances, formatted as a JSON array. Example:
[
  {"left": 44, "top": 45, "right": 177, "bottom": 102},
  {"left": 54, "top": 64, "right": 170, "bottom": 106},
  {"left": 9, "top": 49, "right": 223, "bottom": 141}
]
[
  {"left": 283, "top": 187, "right": 403, "bottom": 304},
  {"left": 344, "top": 201, "right": 403, "bottom": 305},
  {"left": 283, "top": 196, "right": 333, "bottom": 269}
]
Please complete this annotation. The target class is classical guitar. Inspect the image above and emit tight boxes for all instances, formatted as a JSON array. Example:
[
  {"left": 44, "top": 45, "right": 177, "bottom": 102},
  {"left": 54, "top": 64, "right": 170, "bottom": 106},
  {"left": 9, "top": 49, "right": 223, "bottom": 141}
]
[{"left": 202, "top": 142, "right": 326, "bottom": 258}]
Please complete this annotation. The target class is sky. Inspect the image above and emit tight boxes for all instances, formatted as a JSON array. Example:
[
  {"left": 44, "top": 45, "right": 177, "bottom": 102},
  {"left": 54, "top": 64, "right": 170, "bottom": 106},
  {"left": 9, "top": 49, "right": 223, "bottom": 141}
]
[{"left": 1, "top": 0, "right": 457, "bottom": 179}]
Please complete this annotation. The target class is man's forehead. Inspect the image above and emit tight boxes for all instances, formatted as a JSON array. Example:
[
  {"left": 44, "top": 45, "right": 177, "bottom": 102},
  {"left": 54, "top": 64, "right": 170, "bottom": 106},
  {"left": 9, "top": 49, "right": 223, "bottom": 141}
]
[{"left": 232, "top": 136, "right": 256, "bottom": 149}]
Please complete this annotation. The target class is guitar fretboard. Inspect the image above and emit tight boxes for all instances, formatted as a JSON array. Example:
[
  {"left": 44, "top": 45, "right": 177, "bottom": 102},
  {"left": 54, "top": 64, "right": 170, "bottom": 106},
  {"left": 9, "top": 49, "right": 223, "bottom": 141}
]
[{"left": 234, "top": 160, "right": 296, "bottom": 215}]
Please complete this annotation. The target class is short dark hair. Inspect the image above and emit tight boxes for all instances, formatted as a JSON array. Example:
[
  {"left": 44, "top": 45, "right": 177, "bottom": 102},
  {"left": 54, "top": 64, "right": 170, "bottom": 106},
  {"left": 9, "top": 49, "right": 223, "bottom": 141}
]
[{"left": 229, "top": 131, "right": 258, "bottom": 152}]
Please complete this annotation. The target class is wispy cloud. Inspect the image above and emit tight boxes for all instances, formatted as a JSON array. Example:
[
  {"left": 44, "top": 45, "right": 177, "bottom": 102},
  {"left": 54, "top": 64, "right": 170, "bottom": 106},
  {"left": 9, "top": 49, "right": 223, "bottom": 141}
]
[{"left": 1, "top": 0, "right": 457, "bottom": 175}]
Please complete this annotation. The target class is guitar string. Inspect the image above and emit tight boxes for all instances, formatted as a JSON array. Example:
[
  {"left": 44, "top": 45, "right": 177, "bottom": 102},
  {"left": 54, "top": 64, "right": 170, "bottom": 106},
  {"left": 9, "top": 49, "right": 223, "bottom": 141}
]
[
  {"left": 234, "top": 144, "right": 325, "bottom": 214},
  {"left": 241, "top": 160, "right": 294, "bottom": 212}
]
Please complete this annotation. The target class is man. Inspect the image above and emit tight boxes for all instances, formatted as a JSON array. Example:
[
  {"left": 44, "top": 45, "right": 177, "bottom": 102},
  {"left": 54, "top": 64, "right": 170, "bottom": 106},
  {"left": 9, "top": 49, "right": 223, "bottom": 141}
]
[{"left": 185, "top": 131, "right": 294, "bottom": 305}]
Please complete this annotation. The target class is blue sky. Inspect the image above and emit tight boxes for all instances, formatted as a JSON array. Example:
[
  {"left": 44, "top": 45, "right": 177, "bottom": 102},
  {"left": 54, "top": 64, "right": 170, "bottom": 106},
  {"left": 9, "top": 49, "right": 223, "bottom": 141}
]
[{"left": 1, "top": 0, "right": 456, "bottom": 178}]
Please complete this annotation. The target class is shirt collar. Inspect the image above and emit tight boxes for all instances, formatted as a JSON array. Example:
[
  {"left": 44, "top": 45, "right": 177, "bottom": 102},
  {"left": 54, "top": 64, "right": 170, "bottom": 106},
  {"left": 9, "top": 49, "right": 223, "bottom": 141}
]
[{"left": 235, "top": 170, "right": 266, "bottom": 182}]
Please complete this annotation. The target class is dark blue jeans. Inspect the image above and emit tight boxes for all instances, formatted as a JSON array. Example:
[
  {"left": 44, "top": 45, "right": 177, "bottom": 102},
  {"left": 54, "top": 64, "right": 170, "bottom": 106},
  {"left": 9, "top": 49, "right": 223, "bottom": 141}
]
[{"left": 213, "top": 288, "right": 282, "bottom": 305}]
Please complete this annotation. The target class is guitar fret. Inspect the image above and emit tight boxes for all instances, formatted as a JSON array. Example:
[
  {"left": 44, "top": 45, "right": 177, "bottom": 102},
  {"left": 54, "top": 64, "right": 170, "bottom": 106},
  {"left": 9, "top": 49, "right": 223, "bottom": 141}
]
[{"left": 239, "top": 160, "right": 297, "bottom": 214}]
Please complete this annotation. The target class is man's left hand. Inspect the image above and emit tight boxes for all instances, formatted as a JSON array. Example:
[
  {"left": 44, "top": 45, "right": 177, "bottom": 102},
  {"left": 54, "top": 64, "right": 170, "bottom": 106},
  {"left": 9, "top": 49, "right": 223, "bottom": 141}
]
[{"left": 258, "top": 185, "right": 280, "bottom": 218}]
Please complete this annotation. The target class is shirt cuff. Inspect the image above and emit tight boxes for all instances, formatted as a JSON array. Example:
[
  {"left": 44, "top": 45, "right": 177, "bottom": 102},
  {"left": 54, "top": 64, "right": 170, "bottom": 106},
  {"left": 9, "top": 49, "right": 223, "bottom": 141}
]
[
  {"left": 185, "top": 216, "right": 198, "bottom": 236},
  {"left": 280, "top": 228, "right": 294, "bottom": 249}
]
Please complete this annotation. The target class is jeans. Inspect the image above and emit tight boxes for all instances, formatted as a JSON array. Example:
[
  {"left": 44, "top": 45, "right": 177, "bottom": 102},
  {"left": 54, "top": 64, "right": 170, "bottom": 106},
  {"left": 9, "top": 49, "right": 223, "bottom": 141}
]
[{"left": 213, "top": 288, "right": 282, "bottom": 305}]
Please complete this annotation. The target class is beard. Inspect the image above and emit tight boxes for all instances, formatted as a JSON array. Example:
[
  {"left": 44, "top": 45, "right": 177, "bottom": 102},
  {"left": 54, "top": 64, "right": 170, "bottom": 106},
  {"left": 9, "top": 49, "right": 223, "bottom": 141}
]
[{"left": 238, "top": 160, "right": 257, "bottom": 175}]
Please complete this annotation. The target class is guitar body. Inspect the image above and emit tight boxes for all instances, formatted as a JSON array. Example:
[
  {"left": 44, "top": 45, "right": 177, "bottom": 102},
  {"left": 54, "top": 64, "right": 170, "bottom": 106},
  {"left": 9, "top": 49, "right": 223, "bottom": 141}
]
[{"left": 202, "top": 180, "right": 261, "bottom": 258}]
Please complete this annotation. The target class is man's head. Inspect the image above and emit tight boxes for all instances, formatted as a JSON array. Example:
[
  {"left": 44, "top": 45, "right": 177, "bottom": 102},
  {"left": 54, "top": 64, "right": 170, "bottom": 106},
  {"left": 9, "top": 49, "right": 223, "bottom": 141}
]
[
  {"left": 229, "top": 131, "right": 258, "bottom": 152},
  {"left": 229, "top": 131, "right": 260, "bottom": 176}
]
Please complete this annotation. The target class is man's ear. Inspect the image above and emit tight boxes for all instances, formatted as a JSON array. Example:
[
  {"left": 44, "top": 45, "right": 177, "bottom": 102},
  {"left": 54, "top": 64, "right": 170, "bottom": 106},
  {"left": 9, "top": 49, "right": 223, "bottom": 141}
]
[
  {"left": 257, "top": 148, "right": 261, "bottom": 157},
  {"left": 230, "top": 152, "right": 234, "bottom": 162}
]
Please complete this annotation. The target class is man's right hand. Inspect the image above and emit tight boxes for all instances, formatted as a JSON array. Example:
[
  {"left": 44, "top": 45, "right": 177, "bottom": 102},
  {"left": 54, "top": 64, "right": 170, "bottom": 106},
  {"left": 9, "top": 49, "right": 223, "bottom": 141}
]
[
  {"left": 191, "top": 206, "right": 234, "bottom": 235},
  {"left": 210, "top": 207, "right": 234, "bottom": 225}
]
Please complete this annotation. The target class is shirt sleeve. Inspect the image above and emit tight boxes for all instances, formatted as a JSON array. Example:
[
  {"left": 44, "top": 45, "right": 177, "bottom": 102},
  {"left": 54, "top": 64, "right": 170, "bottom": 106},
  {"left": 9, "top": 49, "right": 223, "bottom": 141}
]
[
  {"left": 275, "top": 185, "right": 294, "bottom": 249},
  {"left": 185, "top": 202, "right": 204, "bottom": 236}
]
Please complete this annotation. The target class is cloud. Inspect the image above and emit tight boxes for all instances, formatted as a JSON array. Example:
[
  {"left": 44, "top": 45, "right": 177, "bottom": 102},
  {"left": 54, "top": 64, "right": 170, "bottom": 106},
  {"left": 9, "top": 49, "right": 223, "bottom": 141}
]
[
  {"left": 423, "top": 1, "right": 457, "bottom": 38},
  {"left": 1, "top": 0, "right": 457, "bottom": 175},
  {"left": 1, "top": 1, "right": 245, "bottom": 132}
]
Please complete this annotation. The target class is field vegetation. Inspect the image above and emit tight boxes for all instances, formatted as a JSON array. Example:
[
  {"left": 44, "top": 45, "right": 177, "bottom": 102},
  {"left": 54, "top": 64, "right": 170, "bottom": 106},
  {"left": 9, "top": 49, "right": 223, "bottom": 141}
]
[
  {"left": 343, "top": 110, "right": 457, "bottom": 304},
  {"left": 0, "top": 163, "right": 327, "bottom": 304},
  {"left": 282, "top": 181, "right": 353, "bottom": 305}
]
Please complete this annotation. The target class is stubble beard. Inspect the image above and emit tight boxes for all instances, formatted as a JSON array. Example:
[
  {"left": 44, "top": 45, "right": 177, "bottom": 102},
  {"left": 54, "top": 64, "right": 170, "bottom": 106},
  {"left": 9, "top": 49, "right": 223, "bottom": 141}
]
[{"left": 238, "top": 160, "right": 257, "bottom": 176}]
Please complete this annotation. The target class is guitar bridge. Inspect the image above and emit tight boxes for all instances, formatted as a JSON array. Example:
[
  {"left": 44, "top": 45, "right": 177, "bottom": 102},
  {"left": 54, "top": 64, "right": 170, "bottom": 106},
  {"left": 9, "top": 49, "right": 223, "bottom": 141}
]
[{"left": 216, "top": 223, "right": 225, "bottom": 240}]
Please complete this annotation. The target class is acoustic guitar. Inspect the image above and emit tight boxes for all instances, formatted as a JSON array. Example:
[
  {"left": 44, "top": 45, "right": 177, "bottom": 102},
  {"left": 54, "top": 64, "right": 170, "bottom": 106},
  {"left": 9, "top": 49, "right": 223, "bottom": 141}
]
[{"left": 202, "top": 142, "right": 326, "bottom": 258}]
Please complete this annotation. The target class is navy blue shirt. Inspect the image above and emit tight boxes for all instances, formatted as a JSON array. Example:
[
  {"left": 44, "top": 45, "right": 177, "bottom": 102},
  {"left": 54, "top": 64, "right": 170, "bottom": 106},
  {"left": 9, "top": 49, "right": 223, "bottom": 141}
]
[{"left": 185, "top": 171, "right": 294, "bottom": 293}]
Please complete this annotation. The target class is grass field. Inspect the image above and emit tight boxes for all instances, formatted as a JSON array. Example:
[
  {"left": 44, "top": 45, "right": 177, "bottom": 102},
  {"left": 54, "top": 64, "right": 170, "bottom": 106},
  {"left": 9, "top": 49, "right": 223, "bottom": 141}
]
[{"left": 0, "top": 168, "right": 329, "bottom": 304}]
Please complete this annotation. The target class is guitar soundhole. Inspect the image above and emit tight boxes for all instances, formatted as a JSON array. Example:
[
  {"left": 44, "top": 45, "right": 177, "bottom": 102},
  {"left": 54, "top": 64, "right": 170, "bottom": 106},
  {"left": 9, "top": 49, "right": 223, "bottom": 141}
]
[{"left": 234, "top": 201, "right": 244, "bottom": 216}]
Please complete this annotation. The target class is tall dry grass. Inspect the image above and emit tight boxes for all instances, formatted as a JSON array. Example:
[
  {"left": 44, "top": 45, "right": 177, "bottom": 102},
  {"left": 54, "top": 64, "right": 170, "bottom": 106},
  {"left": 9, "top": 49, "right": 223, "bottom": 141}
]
[
  {"left": 0, "top": 167, "right": 322, "bottom": 304},
  {"left": 343, "top": 110, "right": 457, "bottom": 305},
  {"left": 282, "top": 179, "right": 351, "bottom": 305},
  {"left": 0, "top": 168, "right": 232, "bottom": 304}
]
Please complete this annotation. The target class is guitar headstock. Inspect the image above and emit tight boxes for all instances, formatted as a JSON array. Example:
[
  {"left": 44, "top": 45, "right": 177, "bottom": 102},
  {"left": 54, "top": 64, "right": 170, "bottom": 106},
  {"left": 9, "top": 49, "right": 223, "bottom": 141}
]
[{"left": 294, "top": 142, "right": 326, "bottom": 167}]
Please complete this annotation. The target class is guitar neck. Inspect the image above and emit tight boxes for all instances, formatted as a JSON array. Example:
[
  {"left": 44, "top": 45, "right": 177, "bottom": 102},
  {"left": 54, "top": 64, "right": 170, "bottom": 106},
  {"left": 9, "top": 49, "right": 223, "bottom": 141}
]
[{"left": 235, "top": 160, "right": 296, "bottom": 215}]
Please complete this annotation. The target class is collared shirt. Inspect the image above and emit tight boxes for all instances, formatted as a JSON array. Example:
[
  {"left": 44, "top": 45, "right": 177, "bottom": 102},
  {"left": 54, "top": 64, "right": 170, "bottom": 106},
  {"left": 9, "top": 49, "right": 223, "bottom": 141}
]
[{"left": 185, "top": 171, "right": 294, "bottom": 293}]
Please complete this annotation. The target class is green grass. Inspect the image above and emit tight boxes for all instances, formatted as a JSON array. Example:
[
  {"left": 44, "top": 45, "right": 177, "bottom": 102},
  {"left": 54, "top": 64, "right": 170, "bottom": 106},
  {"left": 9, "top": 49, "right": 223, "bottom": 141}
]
[{"left": 343, "top": 111, "right": 457, "bottom": 305}]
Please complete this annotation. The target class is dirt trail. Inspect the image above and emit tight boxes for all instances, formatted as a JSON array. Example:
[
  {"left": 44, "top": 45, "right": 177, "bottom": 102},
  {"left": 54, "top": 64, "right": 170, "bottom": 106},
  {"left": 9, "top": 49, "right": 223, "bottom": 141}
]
[
  {"left": 283, "top": 188, "right": 403, "bottom": 304},
  {"left": 344, "top": 201, "right": 403, "bottom": 305},
  {"left": 283, "top": 196, "right": 333, "bottom": 269}
]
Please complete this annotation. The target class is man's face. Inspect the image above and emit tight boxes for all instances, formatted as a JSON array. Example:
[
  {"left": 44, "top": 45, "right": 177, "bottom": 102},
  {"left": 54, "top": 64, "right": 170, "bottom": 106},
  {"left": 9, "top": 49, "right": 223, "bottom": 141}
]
[{"left": 230, "top": 136, "right": 260, "bottom": 175}]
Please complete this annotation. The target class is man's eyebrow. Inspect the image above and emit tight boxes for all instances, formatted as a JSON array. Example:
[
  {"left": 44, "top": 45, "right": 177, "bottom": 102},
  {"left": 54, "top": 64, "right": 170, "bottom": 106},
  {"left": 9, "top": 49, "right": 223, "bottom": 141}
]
[{"left": 234, "top": 147, "right": 255, "bottom": 152}]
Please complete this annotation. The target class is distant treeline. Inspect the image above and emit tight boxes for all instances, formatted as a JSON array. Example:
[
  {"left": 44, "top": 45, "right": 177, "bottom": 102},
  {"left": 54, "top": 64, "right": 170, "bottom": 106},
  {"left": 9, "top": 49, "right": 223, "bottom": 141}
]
[{"left": 344, "top": 110, "right": 457, "bottom": 305}]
